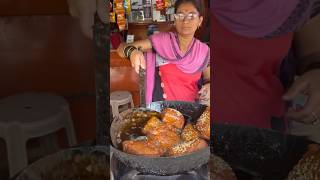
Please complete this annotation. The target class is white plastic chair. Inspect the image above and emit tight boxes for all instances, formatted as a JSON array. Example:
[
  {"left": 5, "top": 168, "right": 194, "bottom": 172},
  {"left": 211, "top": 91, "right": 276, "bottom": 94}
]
[
  {"left": 0, "top": 92, "right": 77, "bottom": 177},
  {"left": 110, "top": 91, "right": 134, "bottom": 118}
]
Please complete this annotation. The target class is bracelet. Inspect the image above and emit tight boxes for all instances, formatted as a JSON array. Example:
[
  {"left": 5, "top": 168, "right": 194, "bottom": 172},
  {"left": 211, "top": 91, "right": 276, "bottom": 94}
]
[
  {"left": 127, "top": 47, "right": 137, "bottom": 59},
  {"left": 124, "top": 45, "right": 137, "bottom": 59},
  {"left": 123, "top": 45, "right": 129, "bottom": 58}
]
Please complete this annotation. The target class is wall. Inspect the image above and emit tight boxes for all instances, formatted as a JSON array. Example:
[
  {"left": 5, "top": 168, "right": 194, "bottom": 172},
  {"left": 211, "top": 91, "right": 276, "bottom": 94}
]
[
  {"left": 0, "top": 0, "right": 69, "bottom": 15},
  {"left": 0, "top": 2, "right": 97, "bottom": 177}
]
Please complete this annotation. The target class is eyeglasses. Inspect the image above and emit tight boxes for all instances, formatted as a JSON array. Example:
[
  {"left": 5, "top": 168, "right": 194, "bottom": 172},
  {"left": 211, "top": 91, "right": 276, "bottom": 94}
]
[{"left": 173, "top": 13, "right": 199, "bottom": 22}]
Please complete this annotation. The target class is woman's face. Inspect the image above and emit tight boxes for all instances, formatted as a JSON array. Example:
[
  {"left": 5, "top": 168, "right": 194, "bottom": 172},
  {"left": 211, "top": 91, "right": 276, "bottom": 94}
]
[{"left": 174, "top": 2, "right": 203, "bottom": 37}]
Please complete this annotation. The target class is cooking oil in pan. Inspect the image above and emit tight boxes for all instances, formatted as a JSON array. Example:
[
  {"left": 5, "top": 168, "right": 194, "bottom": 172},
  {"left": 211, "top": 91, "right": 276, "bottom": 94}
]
[
  {"left": 116, "top": 110, "right": 193, "bottom": 150},
  {"left": 117, "top": 110, "right": 161, "bottom": 149}
]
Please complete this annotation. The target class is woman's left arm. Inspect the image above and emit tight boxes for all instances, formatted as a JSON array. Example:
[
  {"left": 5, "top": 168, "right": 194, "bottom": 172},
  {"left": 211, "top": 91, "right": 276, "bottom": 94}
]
[
  {"left": 284, "top": 14, "right": 320, "bottom": 124},
  {"left": 198, "top": 67, "right": 210, "bottom": 106}
]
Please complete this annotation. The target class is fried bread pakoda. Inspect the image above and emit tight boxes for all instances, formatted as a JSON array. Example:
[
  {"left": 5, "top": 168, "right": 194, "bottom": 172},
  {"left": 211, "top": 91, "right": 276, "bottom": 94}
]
[
  {"left": 122, "top": 107, "right": 209, "bottom": 157},
  {"left": 195, "top": 107, "right": 210, "bottom": 140},
  {"left": 148, "top": 129, "right": 181, "bottom": 150},
  {"left": 168, "top": 138, "right": 208, "bottom": 156},
  {"left": 181, "top": 123, "right": 200, "bottom": 142},
  {"left": 142, "top": 116, "right": 163, "bottom": 135},
  {"left": 122, "top": 140, "right": 165, "bottom": 157},
  {"left": 161, "top": 108, "right": 185, "bottom": 129}
]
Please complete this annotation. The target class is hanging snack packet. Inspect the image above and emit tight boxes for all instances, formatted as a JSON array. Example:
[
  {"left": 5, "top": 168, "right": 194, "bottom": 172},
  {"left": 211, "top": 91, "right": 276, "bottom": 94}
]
[
  {"left": 124, "top": 0, "right": 132, "bottom": 14},
  {"left": 110, "top": 12, "right": 116, "bottom": 23},
  {"left": 156, "top": 0, "right": 165, "bottom": 10}
]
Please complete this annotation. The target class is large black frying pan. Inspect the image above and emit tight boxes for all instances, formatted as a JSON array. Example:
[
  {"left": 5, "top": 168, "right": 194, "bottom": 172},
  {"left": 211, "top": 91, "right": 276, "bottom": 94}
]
[
  {"left": 110, "top": 101, "right": 210, "bottom": 175},
  {"left": 212, "top": 123, "right": 314, "bottom": 179},
  {"left": 14, "top": 146, "right": 109, "bottom": 180}
]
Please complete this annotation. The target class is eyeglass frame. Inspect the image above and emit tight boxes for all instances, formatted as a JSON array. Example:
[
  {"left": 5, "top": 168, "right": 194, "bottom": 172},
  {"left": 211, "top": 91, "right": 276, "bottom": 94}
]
[{"left": 173, "top": 12, "right": 200, "bottom": 22}]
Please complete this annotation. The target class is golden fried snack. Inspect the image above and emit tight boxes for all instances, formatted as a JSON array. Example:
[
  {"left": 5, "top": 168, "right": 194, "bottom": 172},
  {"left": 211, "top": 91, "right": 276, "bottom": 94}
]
[
  {"left": 148, "top": 126, "right": 181, "bottom": 150},
  {"left": 142, "top": 116, "right": 163, "bottom": 135},
  {"left": 181, "top": 123, "right": 200, "bottom": 142},
  {"left": 195, "top": 107, "right": 210, "bottom": 140},
  {"left": 161, "top": 108, "right": 185, "bottom": 129},
  {"left": 168, "top": 138, "right": 208, "bottom": 156},
  {"left": 122, "top": 140, "right": 164, "bottom": 157},
  {"left": 287, "top": 144, "right": 320, "bottom": 180},
  {"left": 210, "top": 154, "right": 237, "bottom": 180}
]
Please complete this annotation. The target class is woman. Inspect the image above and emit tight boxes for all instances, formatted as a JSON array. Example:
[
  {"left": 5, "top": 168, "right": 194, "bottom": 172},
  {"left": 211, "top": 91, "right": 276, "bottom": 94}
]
[
  {"left": 212, "top": 0, "right": 320, "bottom": 141},
  {"left": 117, "top": 0, "right": 210, "bottom": 105}
]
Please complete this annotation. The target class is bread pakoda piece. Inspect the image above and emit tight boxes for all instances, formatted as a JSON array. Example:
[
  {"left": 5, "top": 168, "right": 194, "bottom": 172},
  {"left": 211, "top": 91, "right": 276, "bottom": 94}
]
[
  {"left": 181, "top": 123, "right": 200, "bottom": 142},
  {"left": 210, "top": 154, "right": 237, "bottom": 180},
  {"left": 143, "top": 119, "right": 178, "bottom": 137},
  {"left": 161, "top": 108, "right": 185, "bottom": 129},
  {"left": 122, "top": 140, "right": 164, "bottom": 157},
  {"left": 168, "top": 138, "right": 208, "bottom": 156},
  {"left": 143, "top": 115, "right": 178, "bottom": 135},
  {"left": 148, "top": 126, "right": 181, "bottom": 150},
  {"left": 287, "top": 144, "right": 320, "bottom": 180},
  {"left": 195, "top": 107, "right": 210, "bottom": 140},
  {"left": 142, "top": 116, "right": 163, "bottom": 135}
]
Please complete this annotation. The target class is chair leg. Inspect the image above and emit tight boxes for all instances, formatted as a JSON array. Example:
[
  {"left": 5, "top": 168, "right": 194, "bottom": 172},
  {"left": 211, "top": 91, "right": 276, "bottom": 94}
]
[
  {"left": 64, "top": 110, "right": 77, "bottom": 147},
  {"left": 111, "top": 103, "right": 120, "bottom": 118},
  {"left": 130, "top": 97, "right": 134, "bottom": 108},
  {"left": 5, "top": 126, "right": 28, "bottom": 178}
]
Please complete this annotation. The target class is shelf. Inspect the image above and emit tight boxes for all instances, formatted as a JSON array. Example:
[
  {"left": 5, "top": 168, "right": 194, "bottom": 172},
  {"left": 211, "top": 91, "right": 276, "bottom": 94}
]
[{"left": 128, "top": 21, "right": 173, "bottom": 26}]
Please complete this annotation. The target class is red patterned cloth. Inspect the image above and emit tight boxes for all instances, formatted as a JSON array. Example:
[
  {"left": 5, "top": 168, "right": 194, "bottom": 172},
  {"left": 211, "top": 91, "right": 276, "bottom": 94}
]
[{"left": 159, "top": 64, "right": 202, "bottom": 102}]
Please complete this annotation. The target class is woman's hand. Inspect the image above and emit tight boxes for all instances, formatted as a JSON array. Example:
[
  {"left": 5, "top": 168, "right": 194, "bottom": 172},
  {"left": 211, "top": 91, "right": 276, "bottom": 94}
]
[
  {"left": 116, "top": 43, "right": 126, "bottom": 58},
  {"left": 129, "top": 49, "right": 146, "bottom": 74},
  {"left": 198, "top": 83, "right": 210, "bottom": 106},
  {"left": 117, "top": 40, "right": 153, "bottom": 69},
  {"left": 283, "top": 69, "right": 320, "bottom": 124}
]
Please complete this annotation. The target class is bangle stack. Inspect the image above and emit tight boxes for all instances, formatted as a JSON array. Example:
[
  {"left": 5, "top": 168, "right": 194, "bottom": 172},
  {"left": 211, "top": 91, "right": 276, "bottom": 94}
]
[{"left": 124, "top": 45, "right": 137, "bottom": 59}]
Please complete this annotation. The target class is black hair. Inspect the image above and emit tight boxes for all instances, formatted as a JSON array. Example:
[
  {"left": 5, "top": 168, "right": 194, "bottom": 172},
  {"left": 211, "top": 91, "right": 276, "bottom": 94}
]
[{"left": 174, "top": 0, "right": 204, "bottom": 16}]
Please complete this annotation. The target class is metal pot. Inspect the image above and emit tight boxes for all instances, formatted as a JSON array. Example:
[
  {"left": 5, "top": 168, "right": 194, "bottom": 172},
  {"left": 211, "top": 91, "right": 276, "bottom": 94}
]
[
  {"left": 212, "top": 123, "right": 314, "bottom": 179},
  {"left": 15, "top": 146, "right": 109, "bottom": 180},
  {"left": 110, "top": 101, "right": 210, "bottom": 175}
]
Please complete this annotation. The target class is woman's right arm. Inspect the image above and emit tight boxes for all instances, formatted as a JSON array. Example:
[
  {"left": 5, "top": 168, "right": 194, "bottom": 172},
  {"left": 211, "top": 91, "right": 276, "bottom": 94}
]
[
  {"left": 116, "top": 39, "right": 153, "bottom": 73},
  {"left": 116, "top": 39, "right": 152, "bottom": 58}
]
